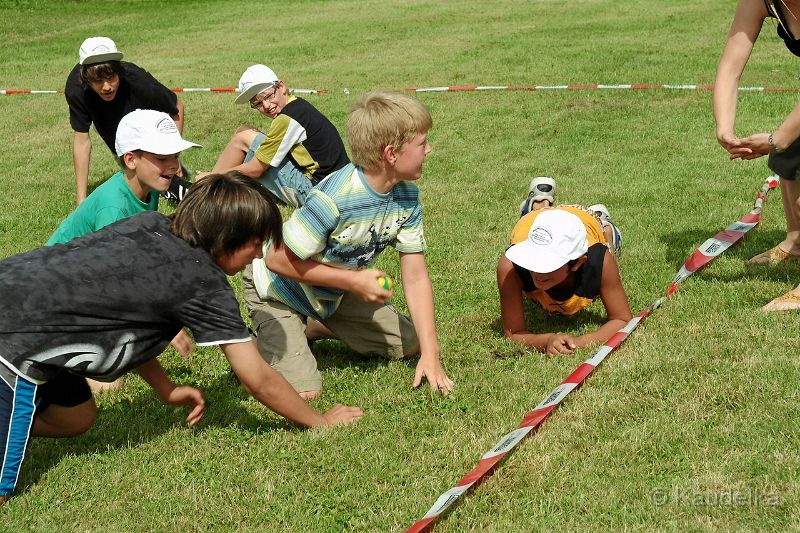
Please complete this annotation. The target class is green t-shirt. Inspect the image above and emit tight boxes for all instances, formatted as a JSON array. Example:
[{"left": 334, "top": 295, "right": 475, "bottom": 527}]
[{"left": 47, "top": 171, "right": 159, "bottom": 245}]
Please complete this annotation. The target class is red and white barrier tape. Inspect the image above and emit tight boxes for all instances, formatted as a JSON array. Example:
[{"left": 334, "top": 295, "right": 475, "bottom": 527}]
[
  {"left": 402, "top": 84, "right": 798, "bottom": 93},
  {"left": 667, "top": 175, "right": 780, "bottom": 295},
  {"left": 0, "top": 87, "right": 325, "bottom": 95},
  {"left": 405, "top": 175, "right": 779, "bottom": 533},
  {"left": 2, "top": 84, "right": 799, "bottom": 96}
]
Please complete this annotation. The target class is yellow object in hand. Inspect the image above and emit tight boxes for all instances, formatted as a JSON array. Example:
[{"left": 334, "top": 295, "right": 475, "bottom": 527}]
[{"left": 377, "top": 275, "right": 393, "bottom": 290}]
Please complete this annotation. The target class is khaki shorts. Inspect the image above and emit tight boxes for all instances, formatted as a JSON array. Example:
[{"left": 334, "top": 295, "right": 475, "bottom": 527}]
[{"left": 242, "top": 265, "right": 418, "bottom": 393}]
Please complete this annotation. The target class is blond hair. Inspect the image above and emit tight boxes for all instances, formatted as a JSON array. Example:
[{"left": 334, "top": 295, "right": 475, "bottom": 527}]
[{"left": 346, "top": 91, "right": 432, "bottom": 171}]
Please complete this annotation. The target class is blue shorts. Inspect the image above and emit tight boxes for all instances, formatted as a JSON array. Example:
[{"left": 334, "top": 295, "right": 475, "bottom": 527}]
[
  {"left": 245, "top": 132, "right": 316, "bottom": 208},
  {"left": 0, "top": 362, "right": 90, "bottom": 497}
]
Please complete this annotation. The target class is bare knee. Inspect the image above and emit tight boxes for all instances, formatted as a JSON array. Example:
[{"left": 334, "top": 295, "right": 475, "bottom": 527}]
[
  {"left": 34, "top": 399, "right": 97, "bottom": 438},
  {"left": 226, "top": 126, "right": 261, "bottom": 152},
  {"left": 402, "top": 342, "right": 421, "bottom": 359},
  {"left": 68, "top": 403, "right": 97, "bottom": 436}
]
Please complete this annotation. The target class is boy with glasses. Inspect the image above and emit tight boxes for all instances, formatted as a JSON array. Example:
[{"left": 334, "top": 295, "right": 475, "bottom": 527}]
[{"left": 204, "top": 64, "right": 349, "bottom": 208}]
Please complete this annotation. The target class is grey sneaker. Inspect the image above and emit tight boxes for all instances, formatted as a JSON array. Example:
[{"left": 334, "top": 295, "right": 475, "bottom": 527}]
[
  {"left": 588, "top": 203, "right": 622, "bottom": 258},
  {"left": 519, "top": 176, "right": 556, "bottom": 216}
]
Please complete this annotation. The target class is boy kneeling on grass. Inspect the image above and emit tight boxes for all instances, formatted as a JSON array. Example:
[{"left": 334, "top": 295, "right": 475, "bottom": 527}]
[
  {"left": 0, "top": 173, "right": 362, "bottom": 505},
  {"left": 245, "top": 91, "right": 453, "bottom": 399},
  {"left": 497, "top": 179, "right": 632, "bottom": 355},
  {"left": 47, "top": 108, "right": 201, "bottom": 393}
]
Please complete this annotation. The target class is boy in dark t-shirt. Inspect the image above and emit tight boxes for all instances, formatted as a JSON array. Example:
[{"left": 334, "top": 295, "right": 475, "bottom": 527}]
[
  {"left": 201, "top": 64, "right": 349, "bottom": 208},
  {"left": 0, "top": 173, "right": 362, "bottom": 505},
  {"left": 65, "top": 37, "right": 190, "bottom": 204}
]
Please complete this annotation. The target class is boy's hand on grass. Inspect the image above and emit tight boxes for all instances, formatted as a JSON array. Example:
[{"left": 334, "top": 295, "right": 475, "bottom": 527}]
[
  {"left": 165, "top": 385, "right": 206, "bottom": 427},
  {"left": 170, "top": 328, "right": 195, "bottom": 359},
  {"left": 321, "top": 403, "right": 364, "bottom": 425},
  {"left": 413, "top": 357, "right": 454, "bottom": 395},
  {"left": 350, "top": 270, "right": 392, "bottom": 304},
  {"left": 546, "top": 334, "right": 578, "bottom": 356}
]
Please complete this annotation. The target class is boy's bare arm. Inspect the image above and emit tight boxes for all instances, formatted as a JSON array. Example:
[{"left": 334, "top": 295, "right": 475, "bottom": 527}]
[
  {"left": 399, "top": 252, "right": 454, "bottom": 394},
  {"left": 72, "top": 131, "right": 91, "bottom": 204},
  {"left": 265, "top": 243, "right": 390, "bottom": 303},
  {"left": 135, "top": 358, "right": 205, "bottom": 427},
  {"left": 222, "top": 340, "right": 363, "bottom": 426},
  {"left": 496, "top": 255, "right": 554, "bottom": 352},
  {"left": 574, "top": 251, "right": 632, "bottom": 348}
]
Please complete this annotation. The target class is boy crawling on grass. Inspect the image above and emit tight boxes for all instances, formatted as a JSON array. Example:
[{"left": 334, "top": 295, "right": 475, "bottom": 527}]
[
  {"left": 497, "top": 178, "right": 632, "bottom": 355},
  {"left": 0, "top": 173, "right": 362, "bottom": 505},
  {"left": 244, "top": 91, "right": 454, "bottom": 399}
]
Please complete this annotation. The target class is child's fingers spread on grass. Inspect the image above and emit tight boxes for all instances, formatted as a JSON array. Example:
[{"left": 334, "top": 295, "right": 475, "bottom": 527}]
[{"left": 322, "top": 403, "right": 364, "bottom": 425}]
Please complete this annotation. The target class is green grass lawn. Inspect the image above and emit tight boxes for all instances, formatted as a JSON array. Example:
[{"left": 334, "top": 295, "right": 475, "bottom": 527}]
[{"left": 1, "top": 0, "right": 799, "bottom": 530}]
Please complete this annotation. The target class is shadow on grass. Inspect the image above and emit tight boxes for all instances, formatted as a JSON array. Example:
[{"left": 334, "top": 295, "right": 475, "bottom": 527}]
[
  {"left": 312, "top": 340, "right": 396, "bottom": 374},
  {"left": 19, "top": 340, "right": 400, "bottom": 498},
  {"left": 18, "top": 369, "right": 310, "bottom": 497},
  {"left": 487, "top": 298, "right": 609, "bottom": 358},
  {"left": 660, "top": 227, "right": 800, "bottom": 284}
]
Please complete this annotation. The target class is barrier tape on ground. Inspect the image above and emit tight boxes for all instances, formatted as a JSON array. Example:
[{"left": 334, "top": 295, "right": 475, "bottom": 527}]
[
  {"left": 404, "top": 174, "right": 779, "bottom": 533},
  {"left": 2, "top": 84, "right": 799, "bottom": 96},
  {"left": 0, "top": 87, "right": 325, "bottom": 95}
]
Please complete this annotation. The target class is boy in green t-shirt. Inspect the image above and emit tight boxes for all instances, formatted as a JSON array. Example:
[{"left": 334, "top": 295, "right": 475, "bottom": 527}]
[{"left": 47, "top": 108, "right": 200, "bottom": 390}]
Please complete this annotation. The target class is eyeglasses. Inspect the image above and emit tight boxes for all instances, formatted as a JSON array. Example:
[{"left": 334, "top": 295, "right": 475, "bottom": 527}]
[{"left": 250, "top": 84, "right": 281, "bottom": 110}]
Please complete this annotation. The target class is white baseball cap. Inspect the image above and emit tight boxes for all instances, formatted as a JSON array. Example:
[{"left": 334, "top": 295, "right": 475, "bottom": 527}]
[
  {"left": 79, "top": 37, "right": 124, "bottom": 65},
  {"left": 234, "top": 64, "right": 279, "bottom": 104},
  {"left": 505, "top": 209, "right": 589, "bottom": 273},
  {"left": 115, "top": 109, "right": 201, "bottom": 156}
]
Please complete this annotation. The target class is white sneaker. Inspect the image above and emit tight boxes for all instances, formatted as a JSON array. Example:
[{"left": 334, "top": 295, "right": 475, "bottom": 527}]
[
  {"left": 588, "top": 203, "right": 622, "bottom": 258},
  {"left": 519, "top": 176, "right": 556, "bottom": 216},
  {"left": 588, "top": 203, "right": 611, "bottom": 223}
]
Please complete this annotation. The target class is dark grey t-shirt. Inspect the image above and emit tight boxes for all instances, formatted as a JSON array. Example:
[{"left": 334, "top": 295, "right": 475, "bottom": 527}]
[{"left": 0, "top": 212, "right": 249, "bottom": 382}]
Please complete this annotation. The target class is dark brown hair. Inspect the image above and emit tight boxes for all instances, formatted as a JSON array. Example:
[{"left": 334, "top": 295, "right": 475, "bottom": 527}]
[
  {"left": 170, "top": 172, "right": 282, "bottom": 259},
  {"left": 79, "top": 61, "right": 125, "bottom": 87}
]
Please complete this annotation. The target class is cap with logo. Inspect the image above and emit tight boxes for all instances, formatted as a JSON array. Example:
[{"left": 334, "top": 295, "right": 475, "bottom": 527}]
[
  {"left": 505, "top": 209, "right": 589, "bottom": 273},
  {"left": 115, "top": 109, "right": 201, "bottom": 156},
  {"left": 79, "top": 37, "right": 124, "bottom": 66},
  {"left": 234, "top": 64, "right": 279, "bottom": 104}
]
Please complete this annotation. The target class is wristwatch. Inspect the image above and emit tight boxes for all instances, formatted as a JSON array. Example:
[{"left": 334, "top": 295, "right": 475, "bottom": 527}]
[{"left": 768, "top": 133, "right": 786, "bottom": 154}]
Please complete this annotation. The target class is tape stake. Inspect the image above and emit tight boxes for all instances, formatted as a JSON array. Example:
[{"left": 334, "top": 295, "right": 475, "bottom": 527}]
[{"left": 404, "top": 175, "right": 777, "bottom": 532}]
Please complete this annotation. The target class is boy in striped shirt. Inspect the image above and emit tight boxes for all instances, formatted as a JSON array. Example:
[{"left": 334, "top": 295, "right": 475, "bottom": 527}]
[{"left": 244, "top": 92, "right": 453, "bottom": 399}]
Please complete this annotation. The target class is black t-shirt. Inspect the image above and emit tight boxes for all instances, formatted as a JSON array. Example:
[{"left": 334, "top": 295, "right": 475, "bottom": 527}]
[
  {"left": 512, "top": 242, "right": 607, "bottom": 299},
  {"left": 0, "top": 212, "right": 250, "bottom": 383},
  {"left": 765, "top": 0, "right": 800, "bottom": 57},
  {"left": 64, "top": 61, "right": 179, "bottom": 153},
  {"left": 255, "top": 97, "right": 350, "bottom": 182}
]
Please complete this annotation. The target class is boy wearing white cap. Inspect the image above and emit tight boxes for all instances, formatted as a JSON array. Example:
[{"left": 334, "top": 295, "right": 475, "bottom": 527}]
[
  {"left": 65, "top": 37, "right": 189, "bottom": 205},
  {"left": 204, "top": 64, "right": 349, "bottom": 208},
  {"left": 46, "top": 109, "right": 200, "bottom": 390},
  {"left": 496, "top": 206, "right": 632, "bottom": 356},
  {"left": 0, "top": 173, "right": 363, "bottom": 505}
]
